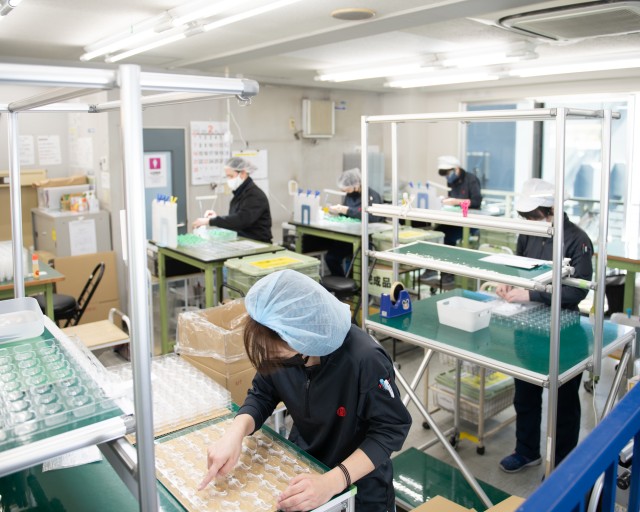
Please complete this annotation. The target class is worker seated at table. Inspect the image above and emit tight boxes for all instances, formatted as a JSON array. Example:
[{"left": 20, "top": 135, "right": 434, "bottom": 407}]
[
  {"left": 198, "top": 269, "right": 412, "bottom": 511},
  {"left": 325, "top": 168, "right": 384, "bottom": 276},
  {"left": 427, "top": 155, "right": 483, "bottom": 285},
  {"left": 496, "top": 178, "right": 593, "bottom": 474},
  {"left": 192, "top": 157, "right": 273, "bottom": 243}
]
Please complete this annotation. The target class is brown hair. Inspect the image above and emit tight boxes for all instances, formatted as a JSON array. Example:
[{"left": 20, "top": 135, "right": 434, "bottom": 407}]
[{"left": 244, "top": 316, "right": 291, "bottom": 374}]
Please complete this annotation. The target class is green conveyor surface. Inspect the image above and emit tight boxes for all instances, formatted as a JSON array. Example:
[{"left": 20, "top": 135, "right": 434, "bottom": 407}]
[
  {"left": 387, "top": 241, "right": 553, "bottom": 280},
  {"left": 392, "top": 448, "right": 510, "bottom": 511},
  {"left": 368, "top": 289, "right": 630, "bottom": 377}
]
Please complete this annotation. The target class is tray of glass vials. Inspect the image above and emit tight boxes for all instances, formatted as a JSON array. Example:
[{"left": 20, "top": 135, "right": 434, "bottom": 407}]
[
  {"left": 490, "top": 302, "right": 581, "bottom": 334},
  {"left": 155, "top": 414, "right": 327, "bottom": 512},
  {"left": 0, "top": 329, "right": 123, "bottom": 451}
]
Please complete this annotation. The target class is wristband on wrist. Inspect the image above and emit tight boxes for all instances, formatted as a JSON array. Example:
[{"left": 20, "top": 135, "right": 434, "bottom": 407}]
[{"left": 337, "top": 463, "right": 351, "bottom": 488}]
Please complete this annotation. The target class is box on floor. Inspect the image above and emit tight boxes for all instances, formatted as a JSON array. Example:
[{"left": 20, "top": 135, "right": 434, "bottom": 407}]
[
  {"left": 181, "top": 354, "right": 255, "bottom": 405},
  {"left": 52, "top": 251, "right": 120, "bottom": 324},
  {"left": 413, "top": 495, "right": 525, "bottom": 512}
]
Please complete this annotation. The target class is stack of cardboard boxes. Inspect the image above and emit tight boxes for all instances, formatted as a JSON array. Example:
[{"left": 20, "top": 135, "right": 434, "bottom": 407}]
[{"left": 176, "top": 299, "right": 255, "bottom": 405}]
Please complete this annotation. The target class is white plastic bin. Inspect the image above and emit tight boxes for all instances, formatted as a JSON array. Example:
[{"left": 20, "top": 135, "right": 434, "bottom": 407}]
[
  {"left": 0, "top": 297, "right": 45, "bottom": 342},
  {"left": 437, "top": 296, "right": 492, "bottom": 332}
]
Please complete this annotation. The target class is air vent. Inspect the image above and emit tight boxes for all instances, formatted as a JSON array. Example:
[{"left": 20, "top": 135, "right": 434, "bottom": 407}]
[{"left": 499, "top": 1, "right": 640, "bottom": 41}]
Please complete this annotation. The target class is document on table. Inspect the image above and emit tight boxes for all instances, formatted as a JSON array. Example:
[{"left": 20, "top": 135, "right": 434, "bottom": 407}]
[{"left": 479, "top": 253, "right": 548, "bottom": 270}]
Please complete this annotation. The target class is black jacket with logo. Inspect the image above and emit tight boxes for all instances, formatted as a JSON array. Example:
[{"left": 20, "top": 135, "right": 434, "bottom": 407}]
[
  {"left": 449, "top": 169, "right": 482, "bottom": 208},
  {"left": 238, "top": 325, "right": 412, "bottom": 511},
  {"left": 208, "top": 177, "right": 272, "bottom": 242},
  {"left": 518, "top": 212, "right": 593, "bottom": 309},
  {"left": 343, "top": 187, "right": 386, "bottom": 223}
]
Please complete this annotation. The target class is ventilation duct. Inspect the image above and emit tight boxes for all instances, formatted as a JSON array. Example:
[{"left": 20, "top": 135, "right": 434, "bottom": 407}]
[{"left": 498, "top": 1, "right": 640, "bottom": 41}]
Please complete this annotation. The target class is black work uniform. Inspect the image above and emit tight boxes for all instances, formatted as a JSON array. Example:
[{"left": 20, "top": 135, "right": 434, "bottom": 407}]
[
  {"left": 325, "top": 187, "right": 385, "bottom": 276},
  {"left": 208, "top": 176, "right": 272, "bottom": 243},
  {"left": 513, "top": 212, "right": 593, "bottom": 466},
  {"left": 238, "top": 325, "right": 412, "bottom": 511},
  {"left": 439, "top": 169, "right": 482, "bottom": 245}
]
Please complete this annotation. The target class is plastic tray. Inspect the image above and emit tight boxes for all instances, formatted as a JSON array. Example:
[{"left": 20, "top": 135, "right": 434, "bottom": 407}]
[
  {"left": 437, "top": 296, "right": 492, "bottom": 332},
  {"left": 0, "top": 297, "right": 45, "bottom": 342},
  {"left": 372, "top": 227, "right": 445, "bottom": 252}
]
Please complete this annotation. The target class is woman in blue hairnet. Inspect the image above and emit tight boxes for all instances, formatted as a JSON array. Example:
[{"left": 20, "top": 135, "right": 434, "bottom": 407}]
[{"left": 199, "top": 270, "right": 412, "bottom": 511}]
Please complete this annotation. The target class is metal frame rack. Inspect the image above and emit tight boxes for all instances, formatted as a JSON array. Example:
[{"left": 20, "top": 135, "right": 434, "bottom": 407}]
[
  {"left": 1, "top": 62, "right": 258, "bottom": 510},
  {"left": 358, "top": 108, "right": 636, "bottom": 507}
]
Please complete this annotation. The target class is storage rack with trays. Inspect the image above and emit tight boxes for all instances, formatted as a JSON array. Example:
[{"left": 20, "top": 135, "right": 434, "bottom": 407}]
[
  {"left": 2, "top": 63, "right": 259, "bottom": 510},
  {"left": 358, "top": 107, "right": 636, "bottom": 507}
]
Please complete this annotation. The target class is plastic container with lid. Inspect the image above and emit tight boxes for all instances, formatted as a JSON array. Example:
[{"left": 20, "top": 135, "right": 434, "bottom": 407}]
[
  {"left": 372, "top": 227, "right": 444, "bottom": 252},
  {"left": 224, "top": 250, "right": 320, "bottom": 297}
]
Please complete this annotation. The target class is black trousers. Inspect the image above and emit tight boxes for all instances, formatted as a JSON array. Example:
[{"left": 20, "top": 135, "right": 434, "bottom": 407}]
[{"left": 514, "top": 372, "right": 582, "bottom": 465}]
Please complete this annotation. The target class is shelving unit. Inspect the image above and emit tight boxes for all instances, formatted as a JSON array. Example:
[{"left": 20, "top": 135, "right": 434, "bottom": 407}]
[
  {"left": 358, "top": 107, "right": 634, "bottom": 506},
  {"left": 1, "top": 62, "right": 259, "bottom": 510}
]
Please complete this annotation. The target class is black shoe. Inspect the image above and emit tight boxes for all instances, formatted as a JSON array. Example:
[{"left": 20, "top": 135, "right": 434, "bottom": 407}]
[
  {"left": 441, "top": 273, "right": 455, "bottom": 285},
  {"left": 420, "top": 270, "right": 437, "bottom": 282}
]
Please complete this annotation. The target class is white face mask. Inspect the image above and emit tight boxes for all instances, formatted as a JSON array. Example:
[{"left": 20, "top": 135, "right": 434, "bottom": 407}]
[{"left": 227, "top": 174, "right": 243, "bottom": 191}]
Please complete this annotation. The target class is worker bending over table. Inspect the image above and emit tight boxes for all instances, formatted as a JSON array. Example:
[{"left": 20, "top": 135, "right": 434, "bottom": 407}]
[
  {"left": 326, "top": 168, "right": 384, "bottom": 276},
  {"left": 192, "top": 157, "right": 273, "bottom": 243},
  {"left": 496, "top": 178, "right": 593, "bottom": 473},
  {"left": 199, "top": 270, "right": 411, "bottom": 511}
]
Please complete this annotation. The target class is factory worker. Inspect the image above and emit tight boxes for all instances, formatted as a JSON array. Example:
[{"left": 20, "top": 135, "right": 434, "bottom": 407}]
[
  {"left": 192, "top": 157, "right": 272, "bottom": 243},
  {"left": 436, "top": 155, "right": 482, "bottom": 247},
  {"left": 326, "top": 168, "right": 384, "bottom": 276},
  {"left": 199, "top": 270, "right": 412, "bottom": 512},
  {"left": 496, "top": 178, "right": 593, "bottom": 474}
]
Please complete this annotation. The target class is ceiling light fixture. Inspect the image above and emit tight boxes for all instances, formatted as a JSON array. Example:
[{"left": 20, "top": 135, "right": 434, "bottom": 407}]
[
  {"left": 385, "top": 72, "right": 499, "bottom": 88},
  {"left": 316, "top": 60, "right": 435, "bottom": 82},
  {"left": 509, "top": 55, "right": 640, "bottom": 77},
  {"left": 0, "top": 0, "right": 22, "bottom": 17},
  {"left": 81, "top": 0, "right": 303, "bottom": 64},
  {"left": 440, "top": 41, "right": 538, "bottom": 69}
]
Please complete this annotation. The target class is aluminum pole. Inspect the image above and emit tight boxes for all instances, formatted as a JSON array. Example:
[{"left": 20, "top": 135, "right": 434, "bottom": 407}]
[
  {"left": 118, "top": 64, "right": 159, "bottom": 512},
  {"left": 391, "top": 122, "right": 399, "bottom": 280},
  {"left": 8, "top": 112, "right": 25, "bottom": 298},
  {"left": 545, "top": 107, "right": 568, "bottom": 476},
  {"left": 592, "top": 110, "right": 613, "bottom": 379},
  {"left": 360, "top": 116, "right": 369, "bottom": 310}
]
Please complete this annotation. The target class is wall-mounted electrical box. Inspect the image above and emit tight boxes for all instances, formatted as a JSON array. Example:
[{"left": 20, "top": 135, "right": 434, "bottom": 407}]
[{"left": 302, "top": 99, "right": 335, "bottom": 138}]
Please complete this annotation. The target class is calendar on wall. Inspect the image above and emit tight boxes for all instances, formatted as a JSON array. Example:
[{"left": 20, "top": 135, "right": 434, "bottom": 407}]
[{"left": 190, "top": 121, "right": 230, "bottom": 185}]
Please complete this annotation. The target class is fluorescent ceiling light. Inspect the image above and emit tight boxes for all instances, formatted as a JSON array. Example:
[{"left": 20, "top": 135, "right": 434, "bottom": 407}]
[
  {"left": 202, "top": 0, "right": 304, "bottom": 32},
  {"left": 0, "top": 0, "right": 22, "bottom": 16},
  {"left": 510, "top": 58, "right": 640, "bottom": 77},
  {"left": 316, "top": 62, "right": 434, "bottom": 82},
  {"left": 170, "top": 0, "right": 240, "bottom": 27},
  {"left": 81, "top": 30, "right": 158, "bottom": 62},
  {"left": 105, "top": 33, "right": 187, "bottom": 63},
  {"left": 440, "top": 41, "right": 537, "bottom": 69},
  {"left": 386, "top": 73, "right": 499, "bottom": 88}
]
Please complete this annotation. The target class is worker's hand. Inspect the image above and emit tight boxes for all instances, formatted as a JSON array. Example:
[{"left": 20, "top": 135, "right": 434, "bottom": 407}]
[
  {"left": 204, "top": 210, "right": 217, "bottom": 218},
  {"left": 192, "top": 217, "right": 210, "bottom": 229},
  {"left": 328, "top": 204, "right": 348, "bottom": 215},
  {"left": 503, "top": 288, "right": 530, "bottom": 303},
  {"left": 441, "top": 197, "right": 461, "bottom": 206},
  {"left": 496, "top": 284, "right": 512, "bottom": 299},
  {"left": 277, "top": 471, "right": 343, "bottom": 512},
  {"left": 198, "top": 429, "right": 244, "bottom": 491}
]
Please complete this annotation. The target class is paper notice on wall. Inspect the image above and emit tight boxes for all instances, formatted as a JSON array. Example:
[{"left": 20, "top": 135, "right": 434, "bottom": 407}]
[
  {"left": 19, "top": 135, "right": 35, "bottom": 165},
  {"left": 190, "top": 121, "right": 230, "bottom": 185},
  {"left": 144, "top": 152, "right": 169, "bottom": 188},
  {"left": 70, "top": 136, "right": 94, "bottom": 170},
  {"left": 37, "top": 135, "right": 62, "bottom": 165},
  {"left": 69, "top": 218, "right": 97, "bottom": 255},
  {"left": 232, "top": 149, "right": 268, "bottom": 181}
]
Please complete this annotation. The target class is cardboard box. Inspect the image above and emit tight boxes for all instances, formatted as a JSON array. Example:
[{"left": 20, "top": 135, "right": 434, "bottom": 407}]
[
  {"left": 53, "top": 251, "right": 120, "bottom": 325},
  {"left": 182, "top": 354, "right": 255, "bottom": 405},
  {"left": 413, "top": 495, "right": 525, "bottom": 512},
  {"left": 176, "top": 300, "right": 248, "bottom": 361},
  {"left": 0, "top": 169, "right": 47, "bottom": 248}
]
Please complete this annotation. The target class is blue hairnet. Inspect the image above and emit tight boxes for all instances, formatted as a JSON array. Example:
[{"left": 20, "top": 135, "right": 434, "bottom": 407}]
[
  {"left": 244, "top": 269, "right": 352, "bottom": 356},
  {"left": 337, "top": 168, "right": 361, "bottom": 189}
]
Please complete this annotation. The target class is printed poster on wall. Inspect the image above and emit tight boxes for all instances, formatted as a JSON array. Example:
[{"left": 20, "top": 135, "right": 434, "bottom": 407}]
[
  {"left": 190, "top": 121, "right": 230, "bottom": 186},
  {"left": 232, "top": 149, "right": 268, "bottom": 181},
  {"left": 144, "top": 152, "right": 169, "bottom": 188},
  {"left": 37, "top": 135, "right": 62, "bottom": 166}
]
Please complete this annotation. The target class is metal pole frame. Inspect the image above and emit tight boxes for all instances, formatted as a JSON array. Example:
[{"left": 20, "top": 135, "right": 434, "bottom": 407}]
[
  {"left": 8, "top": 112, "right": 25, "bottom": 298},
  {"left": 360, "top": 117, "right": 369, "bottom": 310},
  {"left": 119, "top": 64, "right": 159, "bottom": 511}
]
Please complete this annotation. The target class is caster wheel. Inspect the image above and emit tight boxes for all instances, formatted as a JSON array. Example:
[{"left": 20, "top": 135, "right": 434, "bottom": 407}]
[
  {"left": 476, "top": 446, "right": 485, "bottom": 455},
  {"left": 449, "top": 434, "right": 459, "bottom": 448},
  {"left": 422, "top": 421, "right": 430, "bottom": 429},
  {"left": 583, "top": 380, "right": 594, "bottom": 394}
]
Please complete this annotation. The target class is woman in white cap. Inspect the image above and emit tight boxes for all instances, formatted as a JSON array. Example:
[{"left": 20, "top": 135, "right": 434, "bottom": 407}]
[
  {"left": 496, "top": 178, "right": 593, "bottom": 474},
  {"left": 192, "top": 157, "right": 272, "bottom": 242},
  {"left": 199, "top": 270, "right": 412, "bottom": 511}
]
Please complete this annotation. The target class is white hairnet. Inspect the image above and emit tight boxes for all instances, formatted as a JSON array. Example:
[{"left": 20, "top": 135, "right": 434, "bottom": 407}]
[
  {"left": 244, "top": 269, "right": 351, "bottom": 356},
  {"left": 515, "top": 178, "right": 555, "bottom": 212},
  {"left": 225, "top": 157, "right": 257, "bottom": 174},
  {"left": 437, "top": 155, "right": 460, "bottom": 175},
  {"left": 337, "top": 168, "right": 361, "bottom": 189}
]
